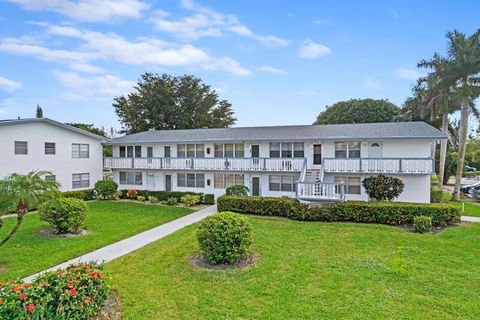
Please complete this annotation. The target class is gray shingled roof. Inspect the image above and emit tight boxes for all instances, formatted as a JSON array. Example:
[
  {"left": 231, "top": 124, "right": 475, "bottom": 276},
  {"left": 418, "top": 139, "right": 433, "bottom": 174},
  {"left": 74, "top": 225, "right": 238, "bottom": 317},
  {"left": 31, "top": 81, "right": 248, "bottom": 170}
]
[
  {"left": 107, "top": 121, "right": 447, "bottom": 145},
  {"left": 0, "top": 118, "right": 106, "bottom": 140}
]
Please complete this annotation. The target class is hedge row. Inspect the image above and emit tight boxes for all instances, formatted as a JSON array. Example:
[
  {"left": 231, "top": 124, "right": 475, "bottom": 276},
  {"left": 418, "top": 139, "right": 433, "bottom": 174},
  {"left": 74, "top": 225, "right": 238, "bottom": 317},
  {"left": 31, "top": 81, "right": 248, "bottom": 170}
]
[
  {"left": 62, "top": 189, "right": 95, "bottom": 200},
  {"left": 217, "top": 196, "right": 460, "bottom": 226}
]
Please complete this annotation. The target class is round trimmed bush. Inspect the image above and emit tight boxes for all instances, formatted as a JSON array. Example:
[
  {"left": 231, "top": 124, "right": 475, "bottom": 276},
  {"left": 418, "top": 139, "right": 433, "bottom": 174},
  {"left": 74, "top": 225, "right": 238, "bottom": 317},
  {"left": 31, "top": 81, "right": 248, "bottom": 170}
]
[
  {"left": 39, "top": 198, "right": 87, "bottom": 234},
  {"left": 197, "top": 211, "right": 253, "bottom": 264},
  {"left": 362, "top": 174, "right": 404, "bottom": 201},
  {"left": 225, "top": 185, "right": 249, "bottom": 196},
  {"left": 414, "top": 215, "right": 432, "bottom": 233},
  {"left": 94, "top": 180, "right": 118, "bottom": 199}
]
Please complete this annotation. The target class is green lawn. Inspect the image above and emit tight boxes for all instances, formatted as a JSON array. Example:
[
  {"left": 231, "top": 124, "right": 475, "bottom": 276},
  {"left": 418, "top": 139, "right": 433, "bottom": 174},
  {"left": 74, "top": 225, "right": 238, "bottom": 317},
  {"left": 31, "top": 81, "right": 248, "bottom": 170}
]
[
  {"left": 0, "top": 201, "right": 193, "bottom": 280},
  {"left": 107, "top": 217, "right": 480, "bottom": 319},
  {"left": 461, "top": 201, "right": 480, "bottom": 217}
]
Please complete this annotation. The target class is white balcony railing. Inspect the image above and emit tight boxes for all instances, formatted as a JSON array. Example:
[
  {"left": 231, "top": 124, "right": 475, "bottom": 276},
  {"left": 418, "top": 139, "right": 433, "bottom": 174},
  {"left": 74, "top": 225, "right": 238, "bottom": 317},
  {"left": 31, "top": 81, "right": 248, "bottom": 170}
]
[
  {"left": 323, "top": 158, "right": 433, "bottom": 174},
  {"left": 296, "top": 182, "right": 345, "bottom": 201},
  {"left": 104, "top": 157, "right": 305, "bottom": 172}
]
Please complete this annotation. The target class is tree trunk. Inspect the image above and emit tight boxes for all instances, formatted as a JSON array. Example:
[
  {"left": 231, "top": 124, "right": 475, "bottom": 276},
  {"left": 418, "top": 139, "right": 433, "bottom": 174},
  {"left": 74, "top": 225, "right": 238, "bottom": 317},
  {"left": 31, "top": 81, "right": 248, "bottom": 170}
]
[
  {"left": 438, "top": 113, "right": 449, "bottom": 187},
  {"left": 453, "top": 101, "right": 469, "bottom": 201},
  {"left": 0, "top": 202, "right": 27, "bottom": 247}
]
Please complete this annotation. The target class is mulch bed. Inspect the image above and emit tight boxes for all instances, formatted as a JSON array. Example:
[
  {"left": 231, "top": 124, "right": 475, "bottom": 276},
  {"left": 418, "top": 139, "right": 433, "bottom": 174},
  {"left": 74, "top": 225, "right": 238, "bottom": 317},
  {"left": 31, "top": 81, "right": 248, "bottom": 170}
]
[
  {"left": 38, "top": 228, "right": 90, "bottom": 238},
  {"left": 189, "top": 253, "right": 259, "bottom": 270},
  {"left": 94, "top": 290, "right": 122, "bottom": 320}
]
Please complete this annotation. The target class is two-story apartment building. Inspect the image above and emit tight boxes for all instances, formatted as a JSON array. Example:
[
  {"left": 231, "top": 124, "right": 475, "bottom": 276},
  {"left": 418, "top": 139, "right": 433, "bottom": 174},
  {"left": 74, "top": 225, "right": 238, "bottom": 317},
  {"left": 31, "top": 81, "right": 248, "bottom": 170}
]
[
  {"left": 104, "top": 122, "right": 446, "bottom": 203},
  {"left": 0, "top": 118, "right": 105, "bottom": 191}
]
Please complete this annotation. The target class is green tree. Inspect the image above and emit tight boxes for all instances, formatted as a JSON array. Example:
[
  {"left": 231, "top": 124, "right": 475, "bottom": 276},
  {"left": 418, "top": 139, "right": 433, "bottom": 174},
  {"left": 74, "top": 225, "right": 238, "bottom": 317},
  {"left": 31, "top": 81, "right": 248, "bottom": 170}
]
[
  {"left": 67, "top": 123, "right": 112, "bottom": 157},
  {"left": 314, "top": 98, "right": 401, "bottom": 125},
  {"left": 113, "top": 73, "right": 236, "bottom": 134},
  {"left": 0, "top": 171, "right": 60, "bottom": 247},
  {"left": 36, "top": 104, "right": 43, "bottom": 118}
]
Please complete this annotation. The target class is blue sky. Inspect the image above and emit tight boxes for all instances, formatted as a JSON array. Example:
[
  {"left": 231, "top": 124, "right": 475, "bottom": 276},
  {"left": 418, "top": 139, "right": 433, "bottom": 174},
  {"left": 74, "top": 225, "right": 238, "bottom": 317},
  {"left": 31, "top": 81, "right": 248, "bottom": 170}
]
[{"left": 0, "top": 0, "right": 479, "bottom": 131}]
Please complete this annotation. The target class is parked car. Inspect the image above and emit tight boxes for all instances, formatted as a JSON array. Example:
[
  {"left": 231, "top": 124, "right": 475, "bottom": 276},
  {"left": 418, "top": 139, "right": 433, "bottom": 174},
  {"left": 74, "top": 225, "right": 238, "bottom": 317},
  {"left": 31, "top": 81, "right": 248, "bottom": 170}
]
[
  {"left": 461, "top": 182, "right": 480, "bottom": 194},
  {"left": 471, "top": 188, "right": 480, "bottom": 200},
  {"left": 465, "top": 165, "right": 477, "bottom": 172},
  {"left": 469, "top": 184, "right": 480, "bottom": 195}
]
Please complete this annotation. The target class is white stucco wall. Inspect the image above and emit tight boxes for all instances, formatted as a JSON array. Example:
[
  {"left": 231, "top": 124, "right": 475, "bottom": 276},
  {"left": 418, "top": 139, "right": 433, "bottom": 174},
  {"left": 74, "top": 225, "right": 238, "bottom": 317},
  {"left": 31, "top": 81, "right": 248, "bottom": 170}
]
[{"left": 0, "top": 121, "right": 103, "bottom": 191}]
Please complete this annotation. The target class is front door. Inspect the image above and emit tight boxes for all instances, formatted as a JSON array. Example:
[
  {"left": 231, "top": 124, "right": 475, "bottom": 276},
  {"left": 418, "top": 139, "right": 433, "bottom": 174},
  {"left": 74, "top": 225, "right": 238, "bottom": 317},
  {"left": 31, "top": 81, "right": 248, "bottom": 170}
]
[
  {"left": 313, "top": 144, "right": 322, "bottom": 166},
  {"left": 368, "top": 142, "right": 383, "bottom": 158},
  {"left": 251, "top": 177, "right": 260, "bottom": 196},
  {"left": 147, "top": 173, "right": 155, "bottom": 190},
  {"left": 165, "top": 174, "right": 172, "bottom": 191},
  {"left": 251, "top": 145, "right": 260, "bottom": 170}
]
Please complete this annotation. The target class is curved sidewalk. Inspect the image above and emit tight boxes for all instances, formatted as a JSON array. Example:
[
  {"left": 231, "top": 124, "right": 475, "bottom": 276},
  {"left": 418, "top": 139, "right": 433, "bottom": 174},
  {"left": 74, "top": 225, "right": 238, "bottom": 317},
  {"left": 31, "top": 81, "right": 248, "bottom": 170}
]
[{"left": 24, "top": 205, "right": 217, "bottom": 282}]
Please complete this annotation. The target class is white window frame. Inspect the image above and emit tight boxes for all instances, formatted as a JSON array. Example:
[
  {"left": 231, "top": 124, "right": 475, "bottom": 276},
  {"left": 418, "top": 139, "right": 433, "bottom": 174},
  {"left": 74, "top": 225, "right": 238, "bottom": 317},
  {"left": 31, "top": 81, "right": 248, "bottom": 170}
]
[
  {"left": 14, "top": 141, "right": 28, "bottom": 155},
  {"left": 177, "top": 173, "right": 205, "bottom": 188},
  {"left": 269, "top": 174, "right": 298, "bottom": 192},
  {"left": 177, "top": 144, "right": 204, "bottom": 158},
  {"left": 335, "top": 141, "right": 361, "bottom": 158},
  {"left": 213, "top": 173, "right": 244, "bottom": 189},
  {"left": 72, "top": 173, "right": 90, "bottom": 189},
  {"left": 45, "top": 142, "right": 56, "bottom": 155},
  {"left": 119, "top": 171, "right": 143, "bottom": 185},
  {"left": 334, "top": 176, "right": 361, "bottom": 194},
  {"left": 72, "top": 143, "right": 89, "bottom": 159},
  {"left": 45, "top": 174, "right": 56, "bottom": 182},
  {"left": 213, "top": 143, "right": 244, "bottom": 158},
  {"left": 270, "top": 142, "right": 304, "bottom": 158}
]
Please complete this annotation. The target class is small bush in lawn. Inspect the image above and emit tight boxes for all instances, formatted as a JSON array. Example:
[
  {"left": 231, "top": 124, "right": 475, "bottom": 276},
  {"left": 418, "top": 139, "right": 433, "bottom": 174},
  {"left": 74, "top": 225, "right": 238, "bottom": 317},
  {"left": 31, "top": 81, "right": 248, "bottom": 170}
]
[
  {"left": 148, "top": 196, "right": 159, "bottom": 203},
  {"left": 166, "top": 197, "right": 177, "bottom": 205},
  {"left": 181, "top": 194, "right": 201, "bottom": 207},
  {"left": 362, "top": 175, "right": 404, "bottom": 201},
  {"left": 225, "top": 185, "right": 249, "bottom": 196},
  {"left": 197, "top": 211, "right": 253, "bottom": 264},
  {"left": 203, "top": 194, "right": 215, "bottom": 205},
  {"left": 137, "top": 195, "right": 146, "bottom": 202},
  {"left": 95, "top": 180, "right": 118, "bottom": 199},
  {"left": 0, "top": 262, "right": 108, "bottom": 319},
  {"left": 126, "top": 189, "right": 138, "bottom": 199},
  {"left": 39, "top": 198, "right": 87, "bottom": 234},
  {"left": 390, "top": 247, "right": 407, "bottom": 276},
  {"left": 414, "top": 216, "right": 432, "bottom": 233},
  {"left": 430, "top": 188, "right": 444, "bottom": 203}
]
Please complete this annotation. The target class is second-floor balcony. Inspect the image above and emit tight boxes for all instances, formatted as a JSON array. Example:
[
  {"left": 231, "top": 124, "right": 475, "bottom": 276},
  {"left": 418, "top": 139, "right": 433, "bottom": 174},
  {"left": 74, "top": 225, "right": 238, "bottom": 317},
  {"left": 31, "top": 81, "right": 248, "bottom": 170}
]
[
  {"left": 104, "top": 157, "right": 306, "bottom": 172},
  {"left": 323, "top": 157, "right": 433, "bottom": 174}
]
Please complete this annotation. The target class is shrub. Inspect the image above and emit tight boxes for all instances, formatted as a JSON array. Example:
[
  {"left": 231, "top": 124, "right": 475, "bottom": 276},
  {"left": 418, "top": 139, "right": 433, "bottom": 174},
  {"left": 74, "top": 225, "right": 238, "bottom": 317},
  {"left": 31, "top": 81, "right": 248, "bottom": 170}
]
[
  {"left": 115, "top": 191, "right": 123, "bottom": 200},
  {"left": 204, "top": 194, "right": 215, "bottom": 205},
  {"left": 118, "top": 190, "right": 203, "bottom": 202},
  {"left": 225, "top": 185, "right": 249, "bottom": 196},
  {"left": 362, "top": 175, "right": 404, "bottom": 201},
  {"left": 126, "top": 189, "right": 138, "bottom": 199},
  {"left": 166, "top": 197, "right": 178, "bottom": 205},
  {"left": 197, "top": 211, "right": 253, "bottom": 264},
  {"left": 390, "top": 247, "right": 407, "bottom": 276},
  {"left": 39, "top": 198, "right": 87, "bottom": 234},
  {"left": 217, "top": 196, "right": 460, "bottom": 227},
  {"left": 414, "top": 216, "right": 432, "bottom": 233},
  {"left": 148, "top": 196, "right": 159, "bottom": 203},
  {"left": 181, "top": 194, "right": 201, "bottom": 207},
  {"left": 94, "top": 180, "right": 118, "bottom": 199},
  {"left": 430, "top": 188, "right": 444, "bottom": 203},
  {"left": 0, "top": 262, "right": 108, "bottom": 319},
  {"left": 137, "top": 195, "right": 146, "bottom": 202}
]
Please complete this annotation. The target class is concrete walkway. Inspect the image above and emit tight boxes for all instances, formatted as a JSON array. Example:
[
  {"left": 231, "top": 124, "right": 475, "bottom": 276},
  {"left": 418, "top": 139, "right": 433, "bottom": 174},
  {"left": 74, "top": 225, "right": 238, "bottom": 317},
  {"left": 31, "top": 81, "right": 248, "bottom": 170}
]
[
  {"left": 24, "top": 205, "right": 217, "bottom": 282},
  {"left": 462, "top": 216, "right": 480, "bottom": 223}
]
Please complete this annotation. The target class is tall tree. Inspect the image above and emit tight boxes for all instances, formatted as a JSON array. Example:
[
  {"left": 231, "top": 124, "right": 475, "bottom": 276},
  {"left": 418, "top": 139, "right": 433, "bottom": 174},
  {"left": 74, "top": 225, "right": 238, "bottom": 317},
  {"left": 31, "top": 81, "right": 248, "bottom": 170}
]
[
  {"left": 36, "top": 104, "right": 43, "bottom": 118},
  {"left": 0, "top": 171, "right": 59, "bottom": 247},
  {"left": 314, "top": 98, "right": 401, "bottom": 124},
  {"left": 441, "top": 30, "right": 480, "bottom": 200},
  {"left": 113, "top": 73, "right": 236, "bottom": 134},
  {"left": 67, "top": 123, "right": 107, "bottom": 137}
]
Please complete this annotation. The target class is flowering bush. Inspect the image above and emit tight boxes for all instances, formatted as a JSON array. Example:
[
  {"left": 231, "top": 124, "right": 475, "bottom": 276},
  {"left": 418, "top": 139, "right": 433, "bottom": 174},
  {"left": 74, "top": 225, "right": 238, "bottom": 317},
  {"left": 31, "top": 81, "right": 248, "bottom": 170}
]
[
  {"left": 126, "top": 189, "right": 138, "bottom": 199},
  {"left": 181, "top": 194, "right": 201, "bottom": 207},
  {"left": 0, "top": 262, "right": 108, "bottom": 319}
]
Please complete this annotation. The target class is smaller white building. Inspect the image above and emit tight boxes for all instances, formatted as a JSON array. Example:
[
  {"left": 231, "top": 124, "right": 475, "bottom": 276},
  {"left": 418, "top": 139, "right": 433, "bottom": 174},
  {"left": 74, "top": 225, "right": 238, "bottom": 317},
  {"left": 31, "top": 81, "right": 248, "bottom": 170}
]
[{"left": 0, "top": 118, "right": 105, "bottom": 191}]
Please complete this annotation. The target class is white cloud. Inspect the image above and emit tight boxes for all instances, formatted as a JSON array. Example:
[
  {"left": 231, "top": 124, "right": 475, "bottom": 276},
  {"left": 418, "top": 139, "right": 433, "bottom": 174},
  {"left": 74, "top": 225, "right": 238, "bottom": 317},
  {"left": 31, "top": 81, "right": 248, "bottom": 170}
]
[
  {"left": 363, "top": 77, "right": 382, "bottom": 90},
  {"left": 1, "top": 25, "right": 251, "bottom": 76},
  {"left": 299, "top": 39, "right": 331, "bottom": 59},
  {"left": 313, "top": 19, "right": 330, "bottom": 25},
  {"left": 6, "top": 0, "right": 149, "bottom": 22},
  {"left": 257, "top": 65, "right": 287, "bottom": 75},
  {"left": 0, "top": 98, "right": 15, "bottom": 115},
  {"left": 150, "top": 0, "right": 289, "bottom": 47},
  {"left": 69, "top": 63, "right": 104, "bottom": 74},
  {"left": 53, "top": 70, "right": 135, "bottom": 100},
  {"left": 393, "top": 67, "right": 422, "bottom": 80},
  {"left": 0, "top": 76, "right": 22, "bottom": 92}
]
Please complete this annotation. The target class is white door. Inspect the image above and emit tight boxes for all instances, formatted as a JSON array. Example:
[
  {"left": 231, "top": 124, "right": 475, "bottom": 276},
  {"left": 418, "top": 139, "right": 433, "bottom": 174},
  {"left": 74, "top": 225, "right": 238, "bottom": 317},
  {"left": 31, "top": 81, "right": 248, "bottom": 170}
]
[
  {"left": 368, "top": 142, "right": 383, "bottom": 158},
  {"left": 146, "top": 173, "right": 156, "bottom": 190}
]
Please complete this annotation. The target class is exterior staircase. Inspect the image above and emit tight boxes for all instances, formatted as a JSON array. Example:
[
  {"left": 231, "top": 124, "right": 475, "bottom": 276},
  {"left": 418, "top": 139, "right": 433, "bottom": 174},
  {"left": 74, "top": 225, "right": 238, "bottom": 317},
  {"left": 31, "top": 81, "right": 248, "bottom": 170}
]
[
  {"left": 296, "top": 164, "right": 345, "bottom": 202},
  {"left": 303, "top": 169, "right": 322, "bottom": 183}
]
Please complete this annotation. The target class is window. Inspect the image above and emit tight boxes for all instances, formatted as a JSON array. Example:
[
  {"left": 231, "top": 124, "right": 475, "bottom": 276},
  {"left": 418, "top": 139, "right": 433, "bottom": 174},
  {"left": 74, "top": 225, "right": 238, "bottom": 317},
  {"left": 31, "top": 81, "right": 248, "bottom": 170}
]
[
  {"left": 119, "top": 171, "right": 143, "bottom": 185},
  {"left": 214, "top": 144, "right": 244, "bottom": 158},
  {"left": 269, "top": 175, "right": 299, "bottom": 192},
  {"left": 45, "top": 142, "right": 56, "bottom": 155},
  {"left": 147, "top": 147, "right": 153, "bottom": 158},
  {"left": 45, "top": 174, "right": 56, "bottom": 182},
  {"left": 72, "top": 144, "right": 89, "bottom": 158},
  {"left": 213, "top": 174, "right": 244, "bottom": 188},
  {"left": 177, "top": 173, "right": 205, "bottom": 188},
  {"left": 235, "top": 144, "right": 244, "bottom": 158},
  {"left": 214, "top": 144, "right": 223, "bottom": 157},
  {"left": 177, "top": 144, "right": 204, "bottom": 158},
  {"left": 119, "top": 146, "right": 142, "bottom": 158},
  {"left": 14, "top": 141, "right": 28, "bottom": 155},
  {"left": 335, "top": 142, "right": 361, "bottom": 158},
  {"left": 269, "top": 143, "right": 280, "bottom": 158},
  {"left": 334, "top": 176, "right": 361, "bottom": 194},
  {"left": 281, "top": 143, "right": 292, "bottom": 158},
  {"left": 224, "top": 144, "right": 234, "bottom": 157},
  {"left": 120, "top": 146, "right": 126, "bottom": 157},
  {"left": 294, "top": 143, "right": 305, "bottom": 158},
  {"left": 127, "top": 146, "right": 133, "bottom": 158},
  {"left": 72, "top": 173, "right": 89, "bottom": 189},
  {"left": 135, "top": 146, "right": 142, "bottom": 158}
]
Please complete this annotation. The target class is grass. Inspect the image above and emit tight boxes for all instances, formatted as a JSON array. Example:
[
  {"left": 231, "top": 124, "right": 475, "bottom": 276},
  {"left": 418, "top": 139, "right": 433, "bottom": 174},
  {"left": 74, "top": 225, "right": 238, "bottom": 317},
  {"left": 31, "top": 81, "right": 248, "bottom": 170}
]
[
  {"left": 106, "top": 217, "right": 480, "bottom": 319},
  {"left": 0, "top": 201, "right": 193, "bottom": 280},
  {"left": 461, "top": 201, "right": 480, "bottom": 217}
]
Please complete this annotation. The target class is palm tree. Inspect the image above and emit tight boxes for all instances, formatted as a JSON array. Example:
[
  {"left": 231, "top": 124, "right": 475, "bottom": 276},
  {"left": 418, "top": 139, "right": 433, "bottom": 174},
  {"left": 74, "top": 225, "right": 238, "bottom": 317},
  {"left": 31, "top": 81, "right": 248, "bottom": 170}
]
[
  {"left": 441, "top": 30, "right": 480, "bottom": 200},
  {"left": 0, "top": 171, "right": 60, "bottom": 247}
]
